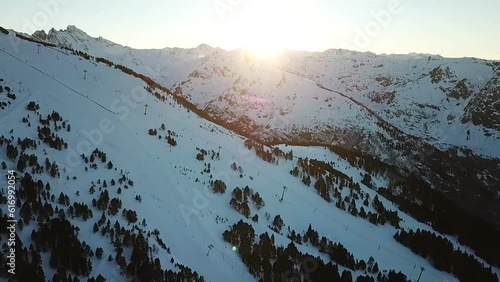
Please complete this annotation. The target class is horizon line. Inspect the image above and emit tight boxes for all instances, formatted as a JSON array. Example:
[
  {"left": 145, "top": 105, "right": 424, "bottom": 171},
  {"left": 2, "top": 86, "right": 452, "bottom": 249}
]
[{"left": 6, "top": 24, "right": 500, "bottom": 61}]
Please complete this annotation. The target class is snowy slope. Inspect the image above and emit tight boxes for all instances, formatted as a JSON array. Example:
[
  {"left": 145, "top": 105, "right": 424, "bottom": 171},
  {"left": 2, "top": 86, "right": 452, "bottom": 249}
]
[{"left": 2, "top": 31, "right": 499, "bottom": 281}]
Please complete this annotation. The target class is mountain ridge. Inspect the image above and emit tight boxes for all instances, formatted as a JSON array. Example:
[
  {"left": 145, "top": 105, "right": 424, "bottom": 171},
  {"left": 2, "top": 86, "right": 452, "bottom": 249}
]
[{"left": 34, "top": 25, "right": 500, "bottom": 61}]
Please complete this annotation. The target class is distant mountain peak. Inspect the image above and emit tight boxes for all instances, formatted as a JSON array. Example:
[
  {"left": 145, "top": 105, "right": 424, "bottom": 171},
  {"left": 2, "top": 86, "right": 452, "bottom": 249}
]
[
  {"left": 64, "top": 25, "right": 91, "bottom": 37},
  {"left": 33, "top": 25, "right": 119, "bottom": 52},
  {"left": 195, "top": 43, "right": 213, "bottom": 50},
  {"left": 66, "top": 24, "right": 80, "bottom": 32}
]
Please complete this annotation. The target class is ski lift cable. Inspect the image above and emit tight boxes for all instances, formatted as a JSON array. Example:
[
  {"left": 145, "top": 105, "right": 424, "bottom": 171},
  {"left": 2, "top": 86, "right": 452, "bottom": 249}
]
[{"left": 0, "top": 48, "right": 117, "bottom": 115}]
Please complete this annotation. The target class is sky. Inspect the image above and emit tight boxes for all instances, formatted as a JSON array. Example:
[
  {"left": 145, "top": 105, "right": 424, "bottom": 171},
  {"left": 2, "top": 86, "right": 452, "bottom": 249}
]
[{"left": 2, "top": 0, "right": 500, "bottom": 59}]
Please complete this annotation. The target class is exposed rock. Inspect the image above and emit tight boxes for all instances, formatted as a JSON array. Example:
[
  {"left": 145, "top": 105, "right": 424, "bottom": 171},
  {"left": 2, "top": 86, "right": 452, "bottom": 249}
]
[{"left": 448, "top": 80, "right": 470, "bottom": 99}]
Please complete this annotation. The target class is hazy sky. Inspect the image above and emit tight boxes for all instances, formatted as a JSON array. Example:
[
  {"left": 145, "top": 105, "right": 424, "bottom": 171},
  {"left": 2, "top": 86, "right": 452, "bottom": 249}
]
[{"left": 3, "top": 0, "right": 500, "bottom": 59}]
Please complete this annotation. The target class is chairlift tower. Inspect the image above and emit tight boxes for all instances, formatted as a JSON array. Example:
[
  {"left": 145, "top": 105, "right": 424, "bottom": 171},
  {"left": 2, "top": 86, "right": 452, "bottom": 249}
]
[
  {"left": 279, "top": 186, "right": 287, "bottom": 203},
  {"left": 206, "top": 244, "right": 214, "bottom": 256},
  {"left": 416, "top": 267, "right": 425, "bottom": 282}
]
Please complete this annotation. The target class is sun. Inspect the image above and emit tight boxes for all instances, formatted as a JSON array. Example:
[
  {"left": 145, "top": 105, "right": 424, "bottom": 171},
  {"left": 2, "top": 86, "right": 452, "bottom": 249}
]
[
  {"left": 240, "top": 22, "right": 287, "bottom": 58},
  {"left": 245, "top": 44, "right": 283, "bottom": 58},
  {"left": 221, "top": 1, "right": 295, "bottom": 59},
  {"left": 239, "top": 24, "right": 287, "bottom": 58},
  {"left": 216, "top": 0, "right": 320, "bottom": 59},
  {"left": 243, "top": 41, "right": 284, "bottom": 58}
]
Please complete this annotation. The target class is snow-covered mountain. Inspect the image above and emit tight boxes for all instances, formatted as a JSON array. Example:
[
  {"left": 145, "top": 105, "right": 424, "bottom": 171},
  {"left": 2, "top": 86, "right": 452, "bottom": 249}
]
[
  {"left": 0, "top": 26, "right": 499, "bottom": 282},
  {"left": 33, "top": 26, "right": 500, "bottom": 228},
  {"left": 35, "top": 26, "right": 500, "bottom": 158}
]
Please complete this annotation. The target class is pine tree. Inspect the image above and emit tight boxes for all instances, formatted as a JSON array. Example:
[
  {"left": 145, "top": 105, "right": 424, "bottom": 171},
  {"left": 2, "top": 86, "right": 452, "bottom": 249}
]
[
  {"left": 341, "top": 270, "right": 352, "bottom": 282},
  {"left": 302, "top": 175, "right": 311, "bottom": 186},
  {"left": 50, "top": 163, "right": 59, "bottom": 177},
  {"left": 125, "top": 209, "right": 138, "bottom": 223},
  {"left": 272, "top": 215, "right": 284, "bottom": 232},
  {"left": 6, "top": 144, "right": 18, "bottom": 160},
  {"left": 372, "top": 262, "right": 379, "bottom": 273},
  {"left": 252, "top": 214, "right": 259, "bottom": 222},
  {"left": 17, "top": 157, "right": 27, "bottom": 172},
  {"left": 95, "top": 247, "right": 103, "bottom": 259}
]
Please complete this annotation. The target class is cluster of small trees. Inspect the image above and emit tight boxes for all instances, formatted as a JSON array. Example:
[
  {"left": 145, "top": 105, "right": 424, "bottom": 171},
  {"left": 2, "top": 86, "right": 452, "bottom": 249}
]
[
  {"left": 212, "top": 179, "right": 227, "bottom": 194},
  {"left": 123, "top": 209, "right": 138, "bottom": 224},
  {"left": 229, "top": 187, "right": 251, "bottom": 218},
  {"left": 292, "top": 156, "right": 353, "bottom": 203},
  {"left": 289, "top": 156, "right": 401, "bottom": 228},
  {"left": 82, "top": 148, "right": 107, "bottom": 164},
  {"left": 68, "top": 202, "right": 93, "bottom": 220},
  {"left": 26, "top": 101, "right": 40, "bottom": 111},
  {"left": 16, "top": 151, "right": 40, "bottom": 173},
  {"left": 327, "top": 144, "right": 396, "bottom": 178},
  {"left": 244, "top": 139, "right": 293, "bottom": 164},
  {"left": 17, "top": 173, "right": 54, "bottom": 224},
  {"left": 0, "top": 225, "right": 46, "bottom": 281},
  {"left": 149, "top": 125, "right": 179, "bottom": 147},
  {"left": 37, "top": 125, "right": 67, "bottom": 150},
  {"left": 378, "top": 173, "right": 500, "bottom": 266},
  {"left": 145, "top": 86, "right": 168, "bottom": 102},
  {"left": 166, "top": 134, "right": 177, "bottom": 146},
  {"left": 80, "top": 149, "right": 112, "bottom": 171},
  {"left": 92, "top": 211, "right": 203, "bottom": 282},
  {"left": 287, "top": 223, "right": 381, "bottom": 274},
  {"left": 222, "top": 220, "right": 405, "bottom": 282},
  {"left": 229, "top": 186, "right": 265, "bottom": 218},
  {"left": 394, "top": 229, "right": 498, "bottom": 282},
  {"left": 21, "top": 115, "right": 31, "bottom": 126},
  {"left": 17, "top": 137, "right": 37, "bottom": 150},
  {"left": 0, "top": 101, "right": 8, "bottom": 110},
  {"left": 44, "top": 158, "right": 60, "bottom": 177},
  {"left": 6, "top": 143, "right": 18, "bottom": 160},
  {"left": 148, "top": 128, "right": 157, "bottom": 136},
  {"left": 73, "top": 50, "right": 91, "bottom": 60},
  {"left": 31, "top": 218, "right": 93, "bottom": 276},
  {"left": 370, "top": 195, "right": 400, "bottom": 227},
  {"left": 196, "top": 148, "right": 207, "bottom": 161},
  {"left": 313, "top": 175, "right": 330, "bottom": 201},
  {"left": 230, "top": 161, "right": 243, "bottom": 173}
]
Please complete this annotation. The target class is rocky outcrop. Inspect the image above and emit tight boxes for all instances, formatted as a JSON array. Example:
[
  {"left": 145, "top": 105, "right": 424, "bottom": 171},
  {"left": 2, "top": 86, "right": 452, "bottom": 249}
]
[
  {"left": 463, "top": 74, "right": 500, "bottom": 130},
  {"left": 448, "top": 80, "right": 470, "bottom": 99}
]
